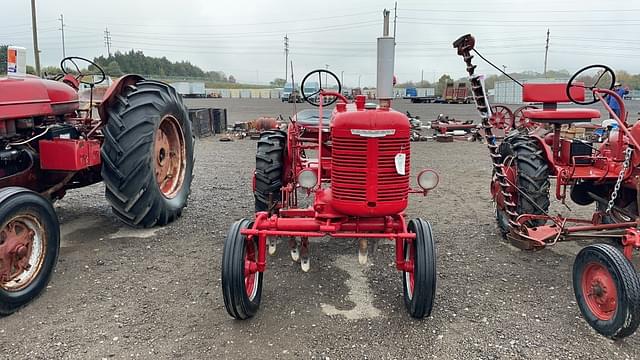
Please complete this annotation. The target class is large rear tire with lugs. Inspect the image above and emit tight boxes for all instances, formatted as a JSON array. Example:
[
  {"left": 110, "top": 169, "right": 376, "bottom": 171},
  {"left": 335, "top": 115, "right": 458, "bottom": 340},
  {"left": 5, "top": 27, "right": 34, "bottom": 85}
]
[
  {"left": 495, "top": 135, "right": 550, "bottom": 236},
  {"left": 254, "top": 131, "right": 286, "bottom": 212},
  {"left": 101, "top": 80, "right": 194, "bottom": 227}
]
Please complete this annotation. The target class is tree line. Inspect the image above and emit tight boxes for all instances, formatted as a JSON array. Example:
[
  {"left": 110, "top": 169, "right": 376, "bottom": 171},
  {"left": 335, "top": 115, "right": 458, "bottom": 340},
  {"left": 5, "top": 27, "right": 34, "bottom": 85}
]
[{"left": 92, "top": 50, "right": 232, "bottom": 82}]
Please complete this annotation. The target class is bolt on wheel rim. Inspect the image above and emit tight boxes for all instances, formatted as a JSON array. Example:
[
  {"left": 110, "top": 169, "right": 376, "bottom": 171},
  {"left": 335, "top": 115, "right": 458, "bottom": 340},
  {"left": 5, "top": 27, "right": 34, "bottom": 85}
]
[
  {"left": 154, "top": 115, "right": 186, "bottom": 199},
  {"left": 581, "top": 262, "right": 618, "bottom": 321},
  {"left": 0, "top": 215, "right": 46, "bottom": 292}
]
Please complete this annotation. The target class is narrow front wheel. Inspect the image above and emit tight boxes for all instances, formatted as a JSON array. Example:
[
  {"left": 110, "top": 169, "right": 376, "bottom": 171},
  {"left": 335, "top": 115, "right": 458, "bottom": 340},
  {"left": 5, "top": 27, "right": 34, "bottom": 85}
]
[
  {"left": 403, "top": 218, "right": 437, "bottom": 318},
  {"left": 573, "top": 244, "right": 640, "bottom": 339},
  {"left": 221, "top": 219, "right": 263, "bottom": 319}
]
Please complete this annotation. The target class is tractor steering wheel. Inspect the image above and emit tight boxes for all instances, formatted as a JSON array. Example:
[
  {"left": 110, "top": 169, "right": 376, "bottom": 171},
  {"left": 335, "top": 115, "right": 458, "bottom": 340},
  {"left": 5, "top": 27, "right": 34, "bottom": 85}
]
[
  {"left": 566, "top": 64, "right": 616, "bottom": 105},
  {"left": 300, "top": 69, "right": 342, "bottom": 107},
  {"left": 60, "top": 56, "right": 106, "bottom": 86}
]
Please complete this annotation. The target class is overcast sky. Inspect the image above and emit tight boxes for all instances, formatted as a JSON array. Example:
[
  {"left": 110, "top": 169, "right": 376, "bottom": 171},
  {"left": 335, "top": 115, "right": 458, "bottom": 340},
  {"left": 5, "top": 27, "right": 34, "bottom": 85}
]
[{"left": 2, "top": 0, "right": 638, "bottom": 86}]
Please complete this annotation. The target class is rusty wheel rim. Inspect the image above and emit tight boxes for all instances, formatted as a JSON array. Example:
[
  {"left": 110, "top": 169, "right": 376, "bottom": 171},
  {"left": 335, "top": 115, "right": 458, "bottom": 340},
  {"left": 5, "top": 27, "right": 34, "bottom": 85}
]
[
  {"left": 154, "top": 115, "right": 186, "bottom": 199},
  {"left": 581, "top": 262, "right": 618, "bottom": 321},
  {"left": 0, "top": 215, "right": 46, "bottom": 292}
]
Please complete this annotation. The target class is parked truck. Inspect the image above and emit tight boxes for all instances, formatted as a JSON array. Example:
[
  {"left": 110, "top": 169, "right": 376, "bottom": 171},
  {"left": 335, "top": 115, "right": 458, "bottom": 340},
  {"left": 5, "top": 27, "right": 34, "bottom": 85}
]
[
  {"left": 443, "top": 82, "right": 471, "bottom": 104},
  {"left": 403, "top": 87, "right": 436, "bottom": 103}
]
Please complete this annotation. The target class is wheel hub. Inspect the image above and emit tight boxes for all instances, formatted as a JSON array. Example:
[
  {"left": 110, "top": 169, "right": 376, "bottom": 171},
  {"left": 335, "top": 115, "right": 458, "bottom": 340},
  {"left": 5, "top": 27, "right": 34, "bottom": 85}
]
[
  {"left": 154, "top": 115, "right": 186, "bottom": 199},
  {"left": 582, "top": 262, "right": 617, "bottom": 320},
  {"left": 0, "top": 216, "right": 43, "bottom": 290}
]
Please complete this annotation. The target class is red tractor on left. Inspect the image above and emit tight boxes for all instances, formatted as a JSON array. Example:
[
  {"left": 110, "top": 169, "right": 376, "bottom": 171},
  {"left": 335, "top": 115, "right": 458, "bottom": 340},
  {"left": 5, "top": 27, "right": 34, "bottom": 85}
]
[{"left": 0, "top": 56, "right": 194, "bottom": 314}]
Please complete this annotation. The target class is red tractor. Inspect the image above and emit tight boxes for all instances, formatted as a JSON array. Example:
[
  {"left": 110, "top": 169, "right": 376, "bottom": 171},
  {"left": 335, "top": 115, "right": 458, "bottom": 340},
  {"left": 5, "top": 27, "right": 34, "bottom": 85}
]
[
  {"left": 0, "top": 57, "right": 194, "bottom": 314},
  {"left": 221, "top": 36, "right": 439, "bottom": 320},
  {"left": 454, "top": 34, "right": 640, "bottom": 339}
]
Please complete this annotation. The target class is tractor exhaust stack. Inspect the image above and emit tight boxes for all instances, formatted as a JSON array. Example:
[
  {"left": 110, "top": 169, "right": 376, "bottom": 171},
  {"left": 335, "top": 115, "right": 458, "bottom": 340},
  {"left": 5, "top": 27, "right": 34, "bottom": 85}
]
[{"left": 377, "top": 9, "right": 394, "bottom": 108}]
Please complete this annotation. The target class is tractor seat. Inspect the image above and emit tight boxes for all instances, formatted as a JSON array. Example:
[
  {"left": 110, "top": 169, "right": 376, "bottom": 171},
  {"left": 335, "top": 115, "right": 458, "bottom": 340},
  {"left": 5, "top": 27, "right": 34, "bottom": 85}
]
[
  {"left": 295, "top": 109, "right": 332, "bottom": 127},
  {"left": 521, "top": 83, "right": 601, "bottom": 124}
]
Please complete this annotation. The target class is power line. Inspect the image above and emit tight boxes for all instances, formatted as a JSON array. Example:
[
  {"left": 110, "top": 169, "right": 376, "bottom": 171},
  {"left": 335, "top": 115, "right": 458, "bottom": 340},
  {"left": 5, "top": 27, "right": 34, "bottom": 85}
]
[{"left": 104, "top": 27, "right": 112, "bottom": 57}]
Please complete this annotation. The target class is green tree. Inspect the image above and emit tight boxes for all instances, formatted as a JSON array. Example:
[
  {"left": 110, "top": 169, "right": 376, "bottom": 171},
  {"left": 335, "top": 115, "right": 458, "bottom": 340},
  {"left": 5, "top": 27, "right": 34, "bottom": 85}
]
[
  {"left": 0, "top": 45, "right": 6, "bottom": 74},
  {"left": 436, "top": 74, "right": 453, "bottom": 96},
  {"left": 104, "top": 61, "right": 123, "bottom": 76},
  {"left": 270, "top": 78, "right": 286, "bottom": 87},
  {"left": 26, "top": 65, "right": 36, "bottom": 75},
  {"left": 228, "top": 75, "right": 236, "bottom": 83}
]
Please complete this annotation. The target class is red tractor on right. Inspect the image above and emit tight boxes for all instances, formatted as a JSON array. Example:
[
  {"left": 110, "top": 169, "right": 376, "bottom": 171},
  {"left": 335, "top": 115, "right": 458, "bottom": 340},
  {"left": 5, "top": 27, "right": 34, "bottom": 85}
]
[{"left": 454, "top": 34, "right": 640, "bottom": 339}]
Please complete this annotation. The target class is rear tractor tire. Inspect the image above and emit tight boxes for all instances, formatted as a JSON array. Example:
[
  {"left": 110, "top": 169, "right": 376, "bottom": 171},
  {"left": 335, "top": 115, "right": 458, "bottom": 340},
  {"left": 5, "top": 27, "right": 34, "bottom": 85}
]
[
  {"left": 0, "top": 187, "right": 60, "bottom": 315},
  {"left": 495, "top": 135, "right": 551, "bottom": 236},
  {"left": 254, "top": 131, "right": 286, "bottom": 212},
  {"left": 101, "top": 80, "right": 195, "bottom": 227}
]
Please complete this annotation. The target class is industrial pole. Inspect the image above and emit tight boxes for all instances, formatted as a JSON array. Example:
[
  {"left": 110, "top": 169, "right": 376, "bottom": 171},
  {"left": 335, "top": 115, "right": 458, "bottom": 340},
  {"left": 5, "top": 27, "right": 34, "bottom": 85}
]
[
  {"left": 340, "top": 71, "right": 344, "bottom": 87},
  {"left": 104, "top": 27, "right": 112, "bottom": 57},
  {"left": 30, "top": 0, "right": 41, "bottom": 76},
  {"left": 284, "top": 34, "right": 289, "bottom": 84},
  {"left": 421, "top": 69, "right": 424, "bottom": 86},
  {"left": 543, "top": 28, "right": 550, "bottom": 77},
  {"left": 59, "top": 14, "right": 66, "bottom": 58}
]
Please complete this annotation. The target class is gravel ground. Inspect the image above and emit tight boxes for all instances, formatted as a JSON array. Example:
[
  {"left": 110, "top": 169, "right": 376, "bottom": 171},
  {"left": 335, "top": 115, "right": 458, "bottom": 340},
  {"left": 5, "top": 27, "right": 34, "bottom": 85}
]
[{"left": 2, "top": 98, "right": 640, "bottom": 359}]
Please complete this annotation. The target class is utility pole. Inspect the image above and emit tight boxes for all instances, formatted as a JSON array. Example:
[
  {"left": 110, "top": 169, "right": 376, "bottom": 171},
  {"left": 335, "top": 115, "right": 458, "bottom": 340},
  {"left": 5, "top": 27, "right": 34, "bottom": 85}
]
[
  {"left": 543, "top": 28, "right": 550, "bottom": 77},
  {"left": 325, "top": 64, "right": 329, "bottom": 86},
  {"left": 58, "top": 14, "right": 66, "bottom": 58},
  {"left": 393, "top": 2, "right": 397, "bottom": 42},
  {"left": 502, "top": 65, "right": 507, "bottom": 74},
  {"left": 30, "top": 0, "right": 41, "bottom": 76},
  {"left": 358, "top": 74, "right": 361, "bottom": 89},
  {"left": 340, "top": 71, "right": 344, "bottom": 87},
  {"left": 421, "top": 69, "right": 424, "bottom": 85},
  {"left": 284, "top": 34, "right": 289, "bottom": 84},
  {"left": 104, "top": 27, "right": 112, "bottom": 57}
]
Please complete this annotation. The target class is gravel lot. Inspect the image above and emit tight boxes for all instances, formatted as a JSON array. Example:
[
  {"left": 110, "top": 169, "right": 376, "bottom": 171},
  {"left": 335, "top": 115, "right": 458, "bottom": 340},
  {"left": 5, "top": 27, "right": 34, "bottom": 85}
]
[{"left": 2, "top": 98, "right": 640, "bottom": 359}]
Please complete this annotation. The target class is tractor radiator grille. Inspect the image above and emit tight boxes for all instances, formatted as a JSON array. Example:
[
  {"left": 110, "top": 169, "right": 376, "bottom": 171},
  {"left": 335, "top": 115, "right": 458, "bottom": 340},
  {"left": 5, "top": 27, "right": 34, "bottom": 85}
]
[{"left": 332, "top": 135, "right": 410, "bottom": 203}]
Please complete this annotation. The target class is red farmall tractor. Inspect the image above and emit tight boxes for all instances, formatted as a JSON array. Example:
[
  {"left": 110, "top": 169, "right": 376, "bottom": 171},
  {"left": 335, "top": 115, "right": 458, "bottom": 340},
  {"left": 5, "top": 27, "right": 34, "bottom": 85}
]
[
  {"left": 0, "top": 57, "right": 194, "bottom": 314},
  {"left": 453, "top": 34, "right": 640, "bottom": 339},
  {"left": 222, "top": 36, "right": 439, "bottom": 320}
]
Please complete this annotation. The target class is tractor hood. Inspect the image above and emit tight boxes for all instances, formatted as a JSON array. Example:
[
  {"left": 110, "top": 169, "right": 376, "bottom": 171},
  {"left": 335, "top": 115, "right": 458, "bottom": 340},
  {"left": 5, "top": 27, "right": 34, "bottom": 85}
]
[{"left": 0, "top": 76, "right": 79, "bottom": 121}]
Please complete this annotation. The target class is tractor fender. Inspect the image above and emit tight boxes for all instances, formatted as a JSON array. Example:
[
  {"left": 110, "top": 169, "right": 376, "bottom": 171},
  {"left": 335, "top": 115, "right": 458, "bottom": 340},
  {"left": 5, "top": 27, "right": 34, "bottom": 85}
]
[{"left": 98, "top": 74, "right": 145, "bottom": 122}]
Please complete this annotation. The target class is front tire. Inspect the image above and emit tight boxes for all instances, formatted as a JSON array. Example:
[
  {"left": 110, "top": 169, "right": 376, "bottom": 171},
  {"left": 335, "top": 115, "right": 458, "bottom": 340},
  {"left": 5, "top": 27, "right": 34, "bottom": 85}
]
[
  {"left": 403, "top": 218, "right": 437, "bottom": 319},
  {"left": 101, "top": 80, "right": 195, "bottom": 227},
  {"left": 0, "top": 187, "right": 60, "bottom": 315},
  {"left": 573, "top": 244, "right": 640, "bottom": 339},
  {"left": 222, "top": 219, "right": 263, "bottom": 319}
]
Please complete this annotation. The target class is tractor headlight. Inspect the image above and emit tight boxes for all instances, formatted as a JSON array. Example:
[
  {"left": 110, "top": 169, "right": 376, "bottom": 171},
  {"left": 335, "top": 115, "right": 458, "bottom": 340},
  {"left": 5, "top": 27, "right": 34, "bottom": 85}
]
[
  {"left": 417, "top": 169, "right": 439, "bottom": 191},
  {"left": 298, "top": 169, "right": 318, "bottom": 189}
]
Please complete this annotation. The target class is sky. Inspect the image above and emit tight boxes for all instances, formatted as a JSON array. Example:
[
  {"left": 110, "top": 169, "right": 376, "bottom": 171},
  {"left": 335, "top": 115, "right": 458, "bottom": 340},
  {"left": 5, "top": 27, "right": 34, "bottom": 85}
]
[{"left": 2, "top": 0, "right": 639, "bottom": 87}]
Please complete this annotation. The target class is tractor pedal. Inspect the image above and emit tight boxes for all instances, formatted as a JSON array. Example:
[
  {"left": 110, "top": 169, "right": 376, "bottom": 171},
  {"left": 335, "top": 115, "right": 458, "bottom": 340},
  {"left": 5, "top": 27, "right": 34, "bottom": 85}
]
[
  {"left": 268, "top": 238, "right": 277, "bottom": 255},
  {"left": 358, "top": 239, "right": 368, "bottom": 265}
]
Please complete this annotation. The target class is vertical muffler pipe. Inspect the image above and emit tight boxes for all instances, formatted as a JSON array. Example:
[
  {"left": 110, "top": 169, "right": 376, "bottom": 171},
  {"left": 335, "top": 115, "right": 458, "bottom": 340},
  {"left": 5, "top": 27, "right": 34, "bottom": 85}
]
[{"left": 377, "top": 9, "right": 394, "bottom": 109}]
